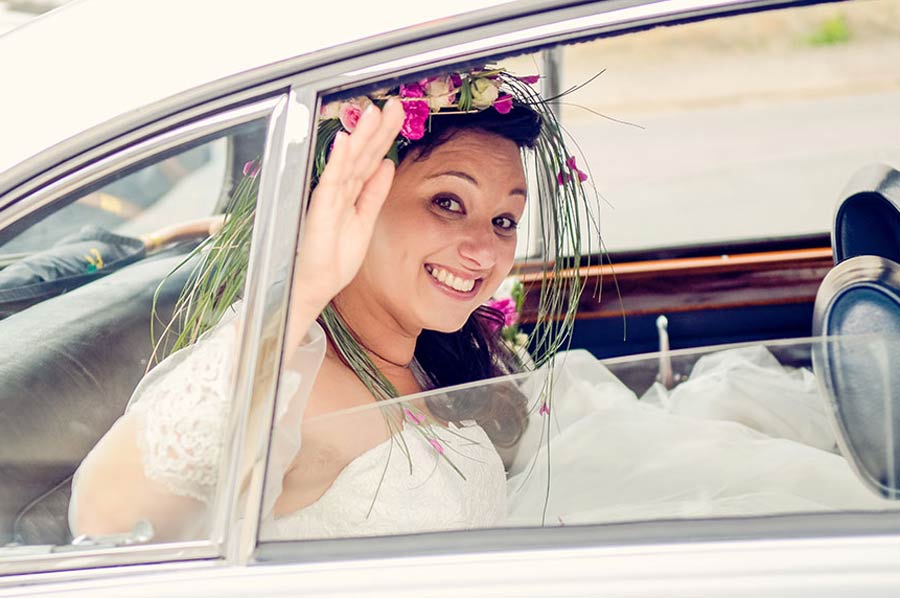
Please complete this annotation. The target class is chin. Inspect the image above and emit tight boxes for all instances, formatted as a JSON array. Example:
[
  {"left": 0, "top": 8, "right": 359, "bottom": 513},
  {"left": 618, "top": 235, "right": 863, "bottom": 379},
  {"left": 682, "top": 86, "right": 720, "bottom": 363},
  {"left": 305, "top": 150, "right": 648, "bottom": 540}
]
[
  {"left": 423, "top": 318, "right": 470, "bottom": 334},
  {"left": 420, "top": 308, "right": 478, "bottom": 334}
]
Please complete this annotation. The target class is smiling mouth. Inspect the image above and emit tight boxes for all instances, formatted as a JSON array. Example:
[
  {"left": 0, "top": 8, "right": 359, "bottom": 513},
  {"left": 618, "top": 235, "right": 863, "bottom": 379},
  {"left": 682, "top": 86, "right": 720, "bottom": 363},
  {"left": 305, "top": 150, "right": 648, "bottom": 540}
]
[{"left": 424, "top": 264, "right": 481, "bottom": 295}]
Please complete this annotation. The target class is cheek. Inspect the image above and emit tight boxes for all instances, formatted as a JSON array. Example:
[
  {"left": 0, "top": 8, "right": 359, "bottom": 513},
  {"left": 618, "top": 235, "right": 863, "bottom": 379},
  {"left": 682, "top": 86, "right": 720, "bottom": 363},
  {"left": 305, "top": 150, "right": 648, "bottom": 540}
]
[
  {"left": 483, "top": 241, "right": 517, "bottom": 296},
  {"left": 369, "top": 204, "right": 433, "bottom": 272}
]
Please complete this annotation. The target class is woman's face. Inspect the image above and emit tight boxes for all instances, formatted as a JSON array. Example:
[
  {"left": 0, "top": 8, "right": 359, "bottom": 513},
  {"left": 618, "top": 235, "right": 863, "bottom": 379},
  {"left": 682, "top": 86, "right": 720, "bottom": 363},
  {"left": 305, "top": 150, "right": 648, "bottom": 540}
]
[{"left": 354, "top": 129, "right": 527, "bottom": 333}]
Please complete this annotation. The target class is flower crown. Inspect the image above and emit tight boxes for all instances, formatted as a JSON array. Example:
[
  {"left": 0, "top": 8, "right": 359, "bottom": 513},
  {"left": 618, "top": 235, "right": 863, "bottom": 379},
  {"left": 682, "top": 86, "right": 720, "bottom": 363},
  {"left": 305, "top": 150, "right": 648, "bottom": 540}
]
[
  {"left": 315, "top": 65, "right": 589, "bottom": 188},
  {"left": 163, "top": 63, "right": 598, "bottom": 494}
]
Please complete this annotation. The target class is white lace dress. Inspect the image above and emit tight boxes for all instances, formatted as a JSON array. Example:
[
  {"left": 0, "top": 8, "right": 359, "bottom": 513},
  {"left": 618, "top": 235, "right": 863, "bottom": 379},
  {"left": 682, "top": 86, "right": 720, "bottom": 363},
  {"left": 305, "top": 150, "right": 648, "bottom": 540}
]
[
  {"left": 70, "top": 310, "right": 894, "bottom": 543},
  {"left": 68, "top": 307, "right": 507, "bottom": 541}
]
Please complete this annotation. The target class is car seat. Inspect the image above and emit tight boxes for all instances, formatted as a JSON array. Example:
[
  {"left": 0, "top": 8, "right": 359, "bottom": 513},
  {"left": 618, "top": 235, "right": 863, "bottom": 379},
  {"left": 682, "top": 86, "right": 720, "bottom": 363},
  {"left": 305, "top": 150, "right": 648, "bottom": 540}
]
[
  {"left": 0, "top": 251, "right": 194, "bottom": 545},
  {"left": 812, "top": 164, "right": 900, "bottom": 500}
]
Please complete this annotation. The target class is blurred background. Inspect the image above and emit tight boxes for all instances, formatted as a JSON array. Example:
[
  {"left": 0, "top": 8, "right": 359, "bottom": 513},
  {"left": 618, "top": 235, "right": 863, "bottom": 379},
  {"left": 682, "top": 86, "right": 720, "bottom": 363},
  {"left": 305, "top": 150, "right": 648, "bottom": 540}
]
[
  {"left": 3, "top": 0, "right": 899, "bottom": 255},
  {"left": 0, "top": 0, "right": 66, "bottom": 33},
  {"left": 522, "top": 0, "right": 900, "bottom": 254}
]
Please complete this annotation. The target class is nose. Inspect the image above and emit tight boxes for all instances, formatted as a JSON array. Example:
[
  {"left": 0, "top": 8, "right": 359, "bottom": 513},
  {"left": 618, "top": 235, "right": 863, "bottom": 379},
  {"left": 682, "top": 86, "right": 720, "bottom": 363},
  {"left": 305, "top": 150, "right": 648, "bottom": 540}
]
[{"left": 457, "top": 223, "right": 498, "bottom": 271}]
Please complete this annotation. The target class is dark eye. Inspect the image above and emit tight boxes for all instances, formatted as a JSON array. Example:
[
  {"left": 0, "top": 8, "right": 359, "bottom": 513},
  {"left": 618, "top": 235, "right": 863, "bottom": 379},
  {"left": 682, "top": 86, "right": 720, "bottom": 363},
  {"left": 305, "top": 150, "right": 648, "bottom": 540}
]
[
  {"left": 433, "top": 195, "right": 464, "bottom": 214},
  {"left": 493, "top": 216, "right": 518, "bottom": 232}
]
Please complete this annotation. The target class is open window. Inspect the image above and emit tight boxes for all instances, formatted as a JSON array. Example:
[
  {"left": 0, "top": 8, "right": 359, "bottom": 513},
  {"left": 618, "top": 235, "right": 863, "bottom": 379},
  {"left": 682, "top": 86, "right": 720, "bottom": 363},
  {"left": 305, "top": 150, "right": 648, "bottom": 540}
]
[{"left": 255, "top": 0, "right": 900, "bottom": 566}]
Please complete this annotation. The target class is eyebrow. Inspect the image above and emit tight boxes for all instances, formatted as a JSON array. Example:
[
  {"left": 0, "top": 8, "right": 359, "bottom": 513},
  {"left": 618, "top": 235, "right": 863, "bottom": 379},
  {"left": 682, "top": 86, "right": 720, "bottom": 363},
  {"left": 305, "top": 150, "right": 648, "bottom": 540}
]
[{"left": 427, "top": 171, "right": 527, "bottom": 198}]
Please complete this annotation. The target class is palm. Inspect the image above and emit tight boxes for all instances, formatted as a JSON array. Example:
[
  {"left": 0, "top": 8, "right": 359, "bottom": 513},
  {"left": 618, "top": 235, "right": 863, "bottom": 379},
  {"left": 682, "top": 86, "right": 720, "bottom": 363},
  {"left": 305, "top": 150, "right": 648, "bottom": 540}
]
[{"left": 292, "top": 101, "right": 405, "bottom": 315}]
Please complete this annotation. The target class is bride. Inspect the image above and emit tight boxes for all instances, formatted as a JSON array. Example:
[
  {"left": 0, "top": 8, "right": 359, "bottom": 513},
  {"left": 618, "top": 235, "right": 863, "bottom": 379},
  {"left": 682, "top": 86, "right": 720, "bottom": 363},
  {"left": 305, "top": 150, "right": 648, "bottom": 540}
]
[
  {"left": 69, "top": 69, "right": 550, "bottom": 542},
  {"left": 68, "top": 67, "right": 894, "bottom": 544}
]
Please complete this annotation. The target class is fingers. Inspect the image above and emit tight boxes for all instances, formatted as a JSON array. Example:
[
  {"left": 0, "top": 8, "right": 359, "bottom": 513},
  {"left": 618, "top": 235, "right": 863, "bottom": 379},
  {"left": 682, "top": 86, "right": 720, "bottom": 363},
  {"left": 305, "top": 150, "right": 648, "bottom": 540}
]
[
  {"left": 315, "top": 100, "right": 404, "bottom": 211},
  {"left": 314, "top": 130, "right": 349, "bottom": 193},
  {"left": 341, "top": 100, "right": 403, "bottom": 184},
  {"left": 355, "top": 158, "right": 396, "bottom": 223}
]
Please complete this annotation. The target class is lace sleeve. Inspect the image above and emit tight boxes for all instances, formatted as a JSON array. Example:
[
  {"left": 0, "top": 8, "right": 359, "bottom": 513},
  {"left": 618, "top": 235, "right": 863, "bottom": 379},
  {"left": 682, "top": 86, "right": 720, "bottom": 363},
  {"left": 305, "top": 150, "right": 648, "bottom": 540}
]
[
  {"left": 126, "top": 320, "right": 237, "bottom": 504},
  {"left": 69, "top": 310, "right": 327, "bottom": 540}
]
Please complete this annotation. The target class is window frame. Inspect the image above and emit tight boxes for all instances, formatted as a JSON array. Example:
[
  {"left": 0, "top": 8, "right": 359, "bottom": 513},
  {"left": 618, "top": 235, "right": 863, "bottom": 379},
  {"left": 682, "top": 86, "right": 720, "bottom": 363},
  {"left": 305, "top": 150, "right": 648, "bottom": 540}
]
[
  {"left": 250, "top": 0, "right": 900, "bottom": 566},
  {"left": 0, "top": 94, "right": 289, "bottom": 578}
]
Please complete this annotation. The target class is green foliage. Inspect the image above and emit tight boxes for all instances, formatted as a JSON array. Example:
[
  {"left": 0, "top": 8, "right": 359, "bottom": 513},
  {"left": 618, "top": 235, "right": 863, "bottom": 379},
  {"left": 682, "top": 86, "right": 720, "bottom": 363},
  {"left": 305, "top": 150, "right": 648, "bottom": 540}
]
[
  {"left": 807, "top": 14, "right": 851, "bottom": 46},
  {"left": 149, "top": 164, "right": 259, "bottom": 363}
]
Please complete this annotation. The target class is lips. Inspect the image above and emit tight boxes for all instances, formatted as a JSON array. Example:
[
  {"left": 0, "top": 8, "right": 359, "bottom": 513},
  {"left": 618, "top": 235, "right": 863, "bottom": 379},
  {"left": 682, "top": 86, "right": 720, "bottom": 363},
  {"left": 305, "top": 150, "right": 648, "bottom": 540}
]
[{"left": 424, "top": 264, "right": 481, "bottom": 296}]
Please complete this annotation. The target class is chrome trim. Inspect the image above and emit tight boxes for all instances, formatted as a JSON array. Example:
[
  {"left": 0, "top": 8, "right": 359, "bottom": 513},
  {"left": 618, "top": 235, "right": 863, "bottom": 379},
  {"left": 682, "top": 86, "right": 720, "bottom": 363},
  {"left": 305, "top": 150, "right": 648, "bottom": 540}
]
[
  {"left": 215, "top": 86, "right": 317, "bottom": 565},
  {"left": 9, "top": 534, "right": 900, "bottom": 596},
  {"left": 254, "top": 511, "right": 900, "bottom": 565},
  {"left": 334, "top": 0, "right": 770, "bottom": 82},
  {"left": 0, "top": 541, "right": 217, "bottom": 581},
  {"left": 0, "top": 98, "right": 283, "bottom": 579},
  {"left": 0, "top": 555, "right": 220, "bottom": 592},
  {"left": 0, "top": 99, "right": 279, "bottom": 237},
  {"left": 812, "top": 255, "right": 900, "bottom": 338}
]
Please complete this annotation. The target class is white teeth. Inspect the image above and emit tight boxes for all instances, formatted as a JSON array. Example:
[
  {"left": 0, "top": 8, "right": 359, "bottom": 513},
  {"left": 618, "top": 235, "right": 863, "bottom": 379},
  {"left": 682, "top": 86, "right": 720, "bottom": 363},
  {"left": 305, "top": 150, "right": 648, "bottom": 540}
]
[{"left": 428, "top": 266, "right": 475, "bottom": 293}]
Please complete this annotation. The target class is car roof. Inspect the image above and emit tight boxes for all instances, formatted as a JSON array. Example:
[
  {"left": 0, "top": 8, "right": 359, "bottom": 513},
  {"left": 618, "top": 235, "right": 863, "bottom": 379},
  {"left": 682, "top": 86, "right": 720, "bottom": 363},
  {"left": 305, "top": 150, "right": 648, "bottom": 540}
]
[{"left": 0, "top": 0, "right": 529, "bottom": 192}]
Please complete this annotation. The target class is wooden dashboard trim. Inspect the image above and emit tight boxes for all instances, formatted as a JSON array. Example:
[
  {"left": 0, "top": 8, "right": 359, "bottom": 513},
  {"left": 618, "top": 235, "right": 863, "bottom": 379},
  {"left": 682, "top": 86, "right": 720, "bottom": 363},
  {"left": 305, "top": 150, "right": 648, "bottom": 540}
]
[{"left": 515, "top": 247, "right": 835, "bottom": 322}]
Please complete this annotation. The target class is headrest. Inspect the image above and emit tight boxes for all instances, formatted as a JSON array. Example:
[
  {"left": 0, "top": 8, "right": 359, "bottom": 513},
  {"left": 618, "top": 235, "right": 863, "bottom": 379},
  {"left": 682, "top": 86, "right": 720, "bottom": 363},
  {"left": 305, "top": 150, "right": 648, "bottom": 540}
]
[
  {"left": 812, "top": 255, "right": 900, "bottom": 499},
  {"left": 833, "top": 164, "right": 900, "bottom": 264},
  {"left": 0, "top": 225, "right": 146, "bottom": 319}
]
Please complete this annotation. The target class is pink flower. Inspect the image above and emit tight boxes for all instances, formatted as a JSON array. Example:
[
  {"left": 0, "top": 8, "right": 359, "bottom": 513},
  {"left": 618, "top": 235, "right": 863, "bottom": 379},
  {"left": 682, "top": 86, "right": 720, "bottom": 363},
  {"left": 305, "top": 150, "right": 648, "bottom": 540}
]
[
  {"left": 487, "top": 297, "right": 518, "bottom": 329},
  {"left": 337, "top": 97, "right": 374, "bottom": 132},
  {"left": 400, "top": 82, "right": 425, "bottom": 98},
  {"left": 493, "top": 94, "right": 513, "bottom": 114},
  {"left": 403, "top": 407, "right": 425, "bottom": 425},
  {"left": 557, "top": 155, "right": 588, "bottom": 186},
  {"left": 242, "top": 160, "right": 260, "bottom": 177},
  {"left": 518, "top": 74, "right": 541, "bottom": 85},
  {"left": 428, "top": 438, "right": 444, "bottom": 454},
  {"left": 539, "top": 403, "right": 550, "bottom": 416},
  {"left": 339, "top": 102, "right": 363, "bottom": 132},
  {"left": 400, "top": 99, "right": 430, "bottom": 140}
]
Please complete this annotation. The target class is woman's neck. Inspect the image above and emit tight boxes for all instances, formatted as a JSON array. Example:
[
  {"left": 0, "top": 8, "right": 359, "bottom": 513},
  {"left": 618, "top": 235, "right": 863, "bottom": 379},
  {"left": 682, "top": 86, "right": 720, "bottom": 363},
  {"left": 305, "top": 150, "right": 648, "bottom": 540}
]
[{"left": 332, "top": 287, "right": 420, "bottom": 370}]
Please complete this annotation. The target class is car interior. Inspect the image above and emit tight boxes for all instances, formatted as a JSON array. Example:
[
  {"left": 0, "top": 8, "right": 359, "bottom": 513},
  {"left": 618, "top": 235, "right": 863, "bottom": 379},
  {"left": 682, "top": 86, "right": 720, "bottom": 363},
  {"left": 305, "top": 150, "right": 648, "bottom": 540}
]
[{"left": 0, "top": 127, "right": 262, "bottom": 547}]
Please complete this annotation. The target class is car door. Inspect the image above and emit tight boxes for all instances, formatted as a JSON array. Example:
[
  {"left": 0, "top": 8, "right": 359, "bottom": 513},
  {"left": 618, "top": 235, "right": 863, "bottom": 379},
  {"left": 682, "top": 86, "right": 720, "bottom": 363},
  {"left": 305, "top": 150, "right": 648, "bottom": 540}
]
[
  {"left": 242, "top": 1, "right": 900, "bottom": 596},
  {"left": 2, "top": 0, "right": 899, "bottom": 595},
  {"left": 0, "top": 88, "right": 306, "bottom": 580}
]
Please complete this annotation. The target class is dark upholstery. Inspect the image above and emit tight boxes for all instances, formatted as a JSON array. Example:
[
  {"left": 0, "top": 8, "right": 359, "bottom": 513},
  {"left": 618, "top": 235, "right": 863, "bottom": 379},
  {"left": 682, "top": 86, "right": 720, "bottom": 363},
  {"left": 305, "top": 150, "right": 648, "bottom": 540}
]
[
  {"left": 832, "top": 164, "right": 900, "bottom": 264},
  {"left": 814, "top": 164, "right": 900, "bottom": 499},
  {"left": 0, "top": 252, "right": 192, "bottom": 545},
  {"left": 812, "top": 256, "right": 900, "bottom": 499}
]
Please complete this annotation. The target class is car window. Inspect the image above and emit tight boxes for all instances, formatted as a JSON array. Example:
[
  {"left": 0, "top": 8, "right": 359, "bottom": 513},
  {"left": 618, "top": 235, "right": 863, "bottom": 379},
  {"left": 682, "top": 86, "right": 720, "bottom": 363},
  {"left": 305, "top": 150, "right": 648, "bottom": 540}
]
[
  {"left": 261, "top": 334, "right": 899, "bottom": 544},
  {"left": 0, "top": 139, "right": 227, "bottom": 255},
  {"left": 554, "top": 0, "right": 900, "bottom": 253},
  {"left": 0, "top": 115, "right": 269, "bottom": 564},
  {"left": 255, "top": 0, "right": 900, "bottom": 552}
]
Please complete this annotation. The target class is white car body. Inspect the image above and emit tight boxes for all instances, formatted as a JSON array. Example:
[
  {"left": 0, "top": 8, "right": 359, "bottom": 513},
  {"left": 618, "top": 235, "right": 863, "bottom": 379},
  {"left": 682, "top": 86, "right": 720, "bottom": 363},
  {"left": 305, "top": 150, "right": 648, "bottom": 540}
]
[{"left": 1, "top": 0, "right": 899, "bottom": 595}]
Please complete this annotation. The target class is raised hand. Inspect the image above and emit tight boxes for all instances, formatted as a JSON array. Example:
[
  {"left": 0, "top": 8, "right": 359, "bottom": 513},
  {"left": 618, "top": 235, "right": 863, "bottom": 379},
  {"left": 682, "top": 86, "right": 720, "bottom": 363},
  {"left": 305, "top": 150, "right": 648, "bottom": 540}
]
[{"left": 288, "top": 99, "right": 405, "bottom": 343}]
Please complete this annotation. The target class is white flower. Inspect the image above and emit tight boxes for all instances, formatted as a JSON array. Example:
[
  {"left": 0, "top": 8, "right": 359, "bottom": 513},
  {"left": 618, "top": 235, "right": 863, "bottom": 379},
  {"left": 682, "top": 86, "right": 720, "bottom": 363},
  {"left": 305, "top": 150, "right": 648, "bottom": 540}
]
[
  {"left": 320, "top": 101, "right": 341, "bottom": 119},
  {"left": 425, "top": 76, "right": 456, "bottom": 110},
  {"left": 471, "top": 77, "right": 500, "bottom": 109}
]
